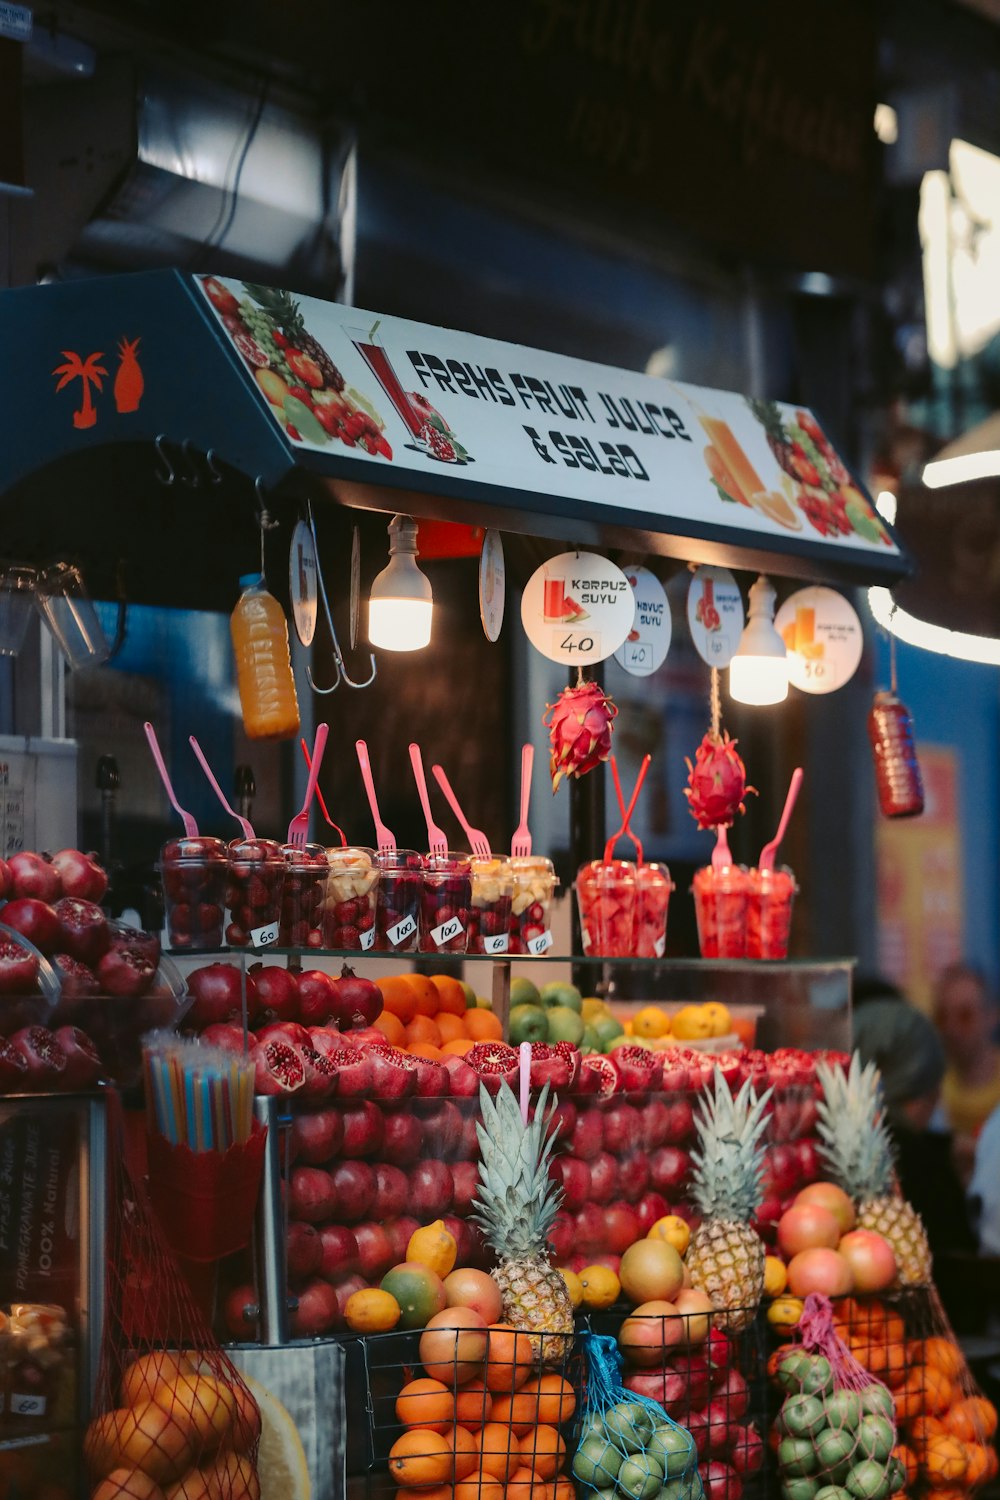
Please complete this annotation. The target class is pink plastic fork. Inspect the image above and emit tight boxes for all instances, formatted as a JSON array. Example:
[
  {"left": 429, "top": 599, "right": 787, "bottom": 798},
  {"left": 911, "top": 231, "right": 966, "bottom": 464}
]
[
  {"left": 510, "top": 744, "right": 534, "bottom": 857},
  {"left": 431, "top": 764, "right": 492, "bottom": 858},
  {"left": 409, "top": 744, "right": 448, "bottom": 858},
  {"left": 356, "top": 740, "right": 396, "bottom": 854},
  {"left": 144, "top": 722, "right": 199, "bottom": 837},
  {"left": 189, "top": 735, "right": 255, "bottom": 839},
  {"left": 287, "top": 722, "right": 328, "bottom": 847},
  {"left": 301, "top": 738, "right": 346, "bottom": 847}
]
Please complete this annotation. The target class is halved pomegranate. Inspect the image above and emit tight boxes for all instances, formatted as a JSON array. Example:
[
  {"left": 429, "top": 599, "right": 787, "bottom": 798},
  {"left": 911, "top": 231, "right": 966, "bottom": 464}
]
[
  {"left": 364, "top": 1042, "right": 417, "bottom": 1101},
  {"left": 53, "top": 1026, "right": 101, "bottom": 1089},
  {"left": 0, "top": 1037, "right": 28, "bottom": 1089},
  {"left": 609, "top": 1044, "right": 663, "bottom": 1093},
  {"left": 466, "top": 1041, "right": 519, "bottom": 1095},
  {"left": 579, "top": 1054, "right": 622, "bottom": 1096},
  {"left": 10, "top": 1026, "right": 67, "bottom": 1089},
  {"left": 252, "top": 1039, "right": 305, "bottom": 1095},
  {"left": 293, "top": 1043, "right": 338, "bottom": 1100},
  {"left": 528, "top": 1042, "right": 572, "bottom": 1091},
  {"left": 412, "top": 1055, "right": 450, "bottom": 1099},
  {"left": 309, "top": 1030, "right": 373, "bottom": 1097}
]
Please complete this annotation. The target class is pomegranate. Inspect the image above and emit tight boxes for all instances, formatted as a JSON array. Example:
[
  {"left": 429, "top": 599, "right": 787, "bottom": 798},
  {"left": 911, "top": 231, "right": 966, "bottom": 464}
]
[
  {"left": 0, "top": 1037, "right": 28, "bottom": 1089},
  {"left": 385, "top": 1217, "right": 419, "bottom": 1264},
  {"left": 330, "top": 1273, "right": 368, "bottom": 1325},
  {"left": 640, "top": 1097, "right": 670, "bottom": 1150},
  {"left": 107, "top": 922, "right": 160, "bottom": 966},
  {"left": 569, "top": 1107, "right": 603, "bottom": 1159},
  {"left": 258, "top": 1020, "right": 310, "bottom": 1048},
  {"left": 286, "top": 1220, "right": 323, "bottom": 1282},
  {"left": 411, "top": 1055, "right": 450, "bottom": 1099},
  {"left": 546, "top": 1096, "right": 578, "bottom": 1142},
  {"left": 328, "top": 1159, "right": 376, "bottom": 1223},
  {"left": 665, "top": 1097, "right": 695, "bottom": 1144},
  {"left": 223, "top": 1284, "right": 259, "bottom": 1339},
  {"left": 53, "top": 1025, "right": 101, "bottom": 1088},
  {"left": 578, "top": 1054, "right": 621, "bottom": 1095},
  {"left": 353, "top": 1222, "right": 395, "bottom": 1280},
  {"left": 730, "top": 1424, "right": 764, "bottom": 1476},
  {"left": 548, "top": 1211, "right": 576, "bottom": 1263},
  {"left": 187, "top": 964, "right": 249, "bottom": 1028},
  {"left": 706, "top": 1326, "right": 732, "bottom": 1374},
  {"left": 294, "top": 1044, "right": 339, "bottom": 1100},
  {"left": 574, "top": 1203, "right": 607, "bottom": 1254},
  {"left": 659, "top": 1053, "right": 690, "bottom": 1091},
  {"left": 95, "top": 947, "right": 155, "bottom": 998},
  {"left": 381, "top": 1106, "right": 423, "bottom": 1165},
  {"left": 290, "top": 1165, "right": 337, "bottom": 1223},
  {"left": 441, "top": 1052, "right": 477, "bottom": 1097},
  {"left": 0, "top": 859, "right": 8, "bottom": 900},
  {"left": 588, "top": 1151, "right": 618, "bottom": 1205},
  {"left": 466, "top": 1040, "right": 519, "bottom": 1094},
  {"left": 309, "top": 1030, "right": 373, "bottom": 1097},
  {"left": 50, "top": 847, "right": 107, "bottom": 901},
  {"left": 603, "top": 1100, "right": 641, "bottom": 1154},
  {"left": 52, "top": 954, "right": 99, "bottom": 1000},
  {"left": 0, "top": 934, "right": 40, "bottom": 995},
  {"left": 528, "top": 1042, "right": 573, "bottom": 1090},
  {"left": 200, "top": 1022, "right": 254, "bottom": 1054},
  {"left": 408, "top": 1158, "right": 454, "bottom": 1218},
  {"left": 291, "top": 1108, "right": 344, "bottom": 1164},
  {"left": 649, "top": 1146, "right": 693, "bottom": 1195},
  {"left": 52, "top": 897, "right": 109, "bottom": 965},
  {"left": 296, "top": 970, "right": 337, "bottom": 1026},
  {"left": 667, "top": 1350, "right": 712, "bottom": 1406},
  {"left": 609, "top": 1044, "right": 662, "bottom": 1093},
  {"left": 373, "top": 1163, "right": 409, "bottom": 1219},
  {"left": 549, "top": 1155, "right": 591, "bottom": 1211},
  {"left": 252, "top": 1039, "right": 305, "bottom": 1096},
  {"left": 318, "top": 1223, "right": 359, "bottom": 1277},
  {"left": 442, "top": 1214, "right": 473, "bottom": 1267},
  {"left": 449, "top": 1160, "right": 480, "bottom": 1217},
  {"left": 604, "top": 1201, "right": 642, "bottom": 1254},
  {"left": 713, "top": 1365, "right": 749, "bottom": 1419},
  {"left": 10, "top": 1026, "right": 67, "bottom": 1088},
  {"left": 365, "top": 1042, "right": 418, "bottom": 1100},
  {"left": 340, "top": 1101, "right": 385, "bottom": 1158},
  {"left": 329, "top": 964, "right": 382, "bottom": 1029},
  {"left": 250, "top": 965, "right": 300, "bottom": 1024},
  {"left": 700, "top": 1460, "right": 742, "bottom": 1500},
  {"left": 624, "top": 1367, "right": 686, "bottom": 1411},
  {"left": 635, "top": 1191, "right": 671, "bottom": 1236},
  {"left": 290, "top": 1277, "right": 340, "bottom": 1336},
  {"left": 420, "top": 1100, "right": 463, "bottom": 1157},
  {"left": 7, "top": 851, "right": 60, "bottom": 902},
  {"left": 2, "top": 899, "right": 60, "bottom": 955}
]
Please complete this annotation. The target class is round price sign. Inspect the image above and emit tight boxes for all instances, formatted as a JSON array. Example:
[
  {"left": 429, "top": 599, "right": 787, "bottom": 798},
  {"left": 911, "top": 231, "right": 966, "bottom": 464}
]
[
  {"left": 479, "top": 530, "right": 505, "bottom": 642},
  {"left": 775, "top": 586, "right": 863, "bottom": 694},
  {"left": 686, "top": 566, "right": 744, "bottom": 667},
  {"left": 289, "top": 519, "right": 319, "bottom": 647},
  {"left": 614, "top": 566, "right": 671, "bottom": 677},
  {"left": 521, "top": 552, "right": 634, "bottom": 666}
]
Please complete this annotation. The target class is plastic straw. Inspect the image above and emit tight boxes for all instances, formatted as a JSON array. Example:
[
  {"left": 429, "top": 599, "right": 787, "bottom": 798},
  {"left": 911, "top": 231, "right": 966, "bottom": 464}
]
[{"left": 519, "top": 1041, "right": 531, "bottom": 1124}]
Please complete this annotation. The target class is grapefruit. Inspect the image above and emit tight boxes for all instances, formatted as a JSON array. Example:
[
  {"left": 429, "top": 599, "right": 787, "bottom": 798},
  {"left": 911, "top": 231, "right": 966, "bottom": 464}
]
[
  {"left": 618, "top": 1300, "right": 684, "bottom": 1365},
  {"left": 795, "top": 1182, "right": 856, "bottom": 1234},
  {"left": 443, "top": 1268, "right": 503, "bottom": 1324},
  {"left": 619, "top": 1239, "right": 684, "bottom": 1304},
  {"left": 786, "top": 1247, "right": 853, "bottom": 1299},
  {"left": 419, "top": 1308, "right": 489, "bottom": 1384}
]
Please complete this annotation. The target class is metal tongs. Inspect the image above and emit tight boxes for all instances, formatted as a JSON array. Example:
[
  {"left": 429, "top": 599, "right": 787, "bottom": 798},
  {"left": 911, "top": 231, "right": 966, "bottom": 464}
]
[{"left": 305, "top": 500, "right": 377, "bottom": 693}]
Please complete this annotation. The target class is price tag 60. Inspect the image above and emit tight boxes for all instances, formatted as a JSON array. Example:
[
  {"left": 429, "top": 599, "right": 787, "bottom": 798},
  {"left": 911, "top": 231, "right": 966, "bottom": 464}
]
[
  {"left": 528, "top": 930, "right": 553, "bottom": 956},
  {"left": 360, "top": 927, "right": 376, "bottom": 951},
  {"left": 483, "top": 932, "right": 509, "bottom": 954},
  {"left": 431, "top": 915, "right": 464, "bottom": 947},
  {"left": 11, "top": 1393, "right": 45, "bottom": 1415},
  {"left": 251, "top": 921, "right": 279, "bottom": 949},
  {"left": 387, "top": 914, "right": 417, "bottom": 946}
]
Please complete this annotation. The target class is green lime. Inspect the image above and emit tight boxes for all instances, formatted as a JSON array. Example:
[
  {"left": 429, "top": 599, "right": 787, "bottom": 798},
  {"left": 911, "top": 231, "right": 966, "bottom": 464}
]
[
  {"left": 658, "top": 1484, "right": 694, "bottom": 1500},
  {"left": 581, "top": 1025, "right": 601, "bottom": 1053},
  {"left": 824, "top": 1390, "right": 862, "bottom": 1433},
  {"left": 856, "top": 1415, "right": 893, "bottom": 1464},
  {"left": 776, "top": 1350, "right": 812, "bottom": 1394},
  {"left": 509, "top": 1003, "right": 549, "bottom": 1045},
  {"left": 778, "top": 1436, "right": 817, "bottom": 1478},
  {"left": 458, "top": 981, "right": 477, "bottom": 1009},
  {"left": 814, "top": 1489, "right": 852, "bottom": 1500},
  {"left": 603, "top": 1401, "right": 653, "bottom": 1454},
  {"left": 546, "top": 1005, "right": 585, "bottom": 1045},
  {"left": 511, "top": 976, "right": 541, "bottom": 1008},
  {"left": 573, "top": 1436, "right": 623, "bottom": 1488},
  {"left": 858, "top": 1385, "right": 894, "bottom": 1422},
  {"left": 845, "top": 1460, "right": 891, "bottom": 1500},
  {"left": 618, "top": 1453, "right": 664, "bottom": 1500},
  {"left": 540, "top": 980, "right": 582, "bottom": 1011},
  {"left": 593, "top": 1015, "right": 625, "bottom": 1048},
  {"left": 887, "top": 1458, "right": 905, "bottom": 1495},
  {"left": 648, "top": 1425, "right": 695, "bottom": 1478},
  {"left": 781, "top": 1479, "right": 820, "bottom": 1500},
  {"left": 815, "top": 1428, "right": 855, "bottom": 1482},
  {"left": 800, "top": 1355, "right": 834, "bottom": 1399},
  {"left": 781, "top": 1394, "right": 826, "bottom": 1440}
]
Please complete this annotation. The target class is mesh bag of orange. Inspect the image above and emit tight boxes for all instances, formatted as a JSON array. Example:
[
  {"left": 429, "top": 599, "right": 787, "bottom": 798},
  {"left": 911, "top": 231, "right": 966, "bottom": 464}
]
[
  {"left": 774, "top": 1292, "right": 904, "bottom": 1500},
  {"left": 83, "top": 1101, "right": 261, "bottom": 1499},
  {"left": 571, "top": 1331, "right": 703, "bottom": 1500}
]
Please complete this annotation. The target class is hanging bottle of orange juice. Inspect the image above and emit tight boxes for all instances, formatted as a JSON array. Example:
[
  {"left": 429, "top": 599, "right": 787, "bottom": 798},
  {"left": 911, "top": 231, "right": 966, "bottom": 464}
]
[{"left": 230, "top": 574, "right": 301, "bottom": 740}]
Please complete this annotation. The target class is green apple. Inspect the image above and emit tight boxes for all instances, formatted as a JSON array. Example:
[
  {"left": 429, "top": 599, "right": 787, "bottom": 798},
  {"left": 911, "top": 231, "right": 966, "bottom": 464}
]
[
  {"left": 509, "top": 1003, "right": 549, "bottom": 1045},
  {"left": 510, "top": 975, "right": 541, "bottom": 1008},
  {"left": 540, "top": 980, "right": 582, "bottom": 1012}
]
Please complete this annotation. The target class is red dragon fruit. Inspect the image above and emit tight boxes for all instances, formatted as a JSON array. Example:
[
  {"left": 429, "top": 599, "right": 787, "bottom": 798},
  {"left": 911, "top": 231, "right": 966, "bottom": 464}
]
[
  {"left": 684, "top": 731, "right": 756, "bottom": 830},
  {"left": 544, "top": 679, "right": 618, "bottom": 793}
]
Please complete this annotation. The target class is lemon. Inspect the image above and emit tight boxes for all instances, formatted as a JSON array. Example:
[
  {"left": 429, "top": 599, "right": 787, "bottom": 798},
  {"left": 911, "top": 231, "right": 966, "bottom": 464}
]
[
  {"left": 647, "top": 1216, "right": 690, "bottom": 1256},
  {"left": 700, "top": 1001, "right": 732, "bottom": 1038},
  {"left": 579, "top": 1264, "right": 621, "bottom": 1310},
  {"left": 558, "top": 1268, "right": 584, "bottom": 1309},
  {"left": 767, "top": 1295, "right": 804, "bottom": 1332},
  {"left": 581, "top": 997, "right": 609, "bottom": 1021},
  {"left": 407, "top": 1219, "right": 458, "bottom": 1277},
  {"left": 671, "top": 1005, "right": 713, "bottom": 1041},
  {"left": 632, "top": 1006, "right": 670, "bottom": 1040},
  {"left": 763, "top": 1256, "right": 788, "bottom": 1298},
  {"left": 242, "top": 1373, "right": 311, "bottom": 1498},
  {"left": 344, "top": 1287, "right": 402, "bottom": 1333}
]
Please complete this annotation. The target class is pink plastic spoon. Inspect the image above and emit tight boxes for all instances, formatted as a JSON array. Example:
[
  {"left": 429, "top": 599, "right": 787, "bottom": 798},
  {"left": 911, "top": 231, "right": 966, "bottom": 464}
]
[
  {"left": 759, "top": 766, "right": 804, "bottom": 872},
  {"left": 144, "top": 722, "right": 199, "bottom": 837}
]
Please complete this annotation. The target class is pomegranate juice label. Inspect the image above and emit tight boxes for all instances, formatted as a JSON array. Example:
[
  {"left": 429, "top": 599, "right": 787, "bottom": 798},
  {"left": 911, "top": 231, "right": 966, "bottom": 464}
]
[
  {"left": 686, "top": 566, "right": 744, "bottom": 667},
  {"left": 386, "top": 913, "right": 417, "bottom": 947},
  {"left": 0, "top": 1108, "right": 80, "bottom": 1318},
  {"left": 521, "top": 552, "right": 634, "bottom": 666}
]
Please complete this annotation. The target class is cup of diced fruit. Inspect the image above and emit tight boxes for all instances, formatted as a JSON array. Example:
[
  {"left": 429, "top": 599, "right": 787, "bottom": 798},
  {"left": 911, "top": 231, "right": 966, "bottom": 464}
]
[{"left": 323, "top": 846, "right": 380, "bottom": 950}]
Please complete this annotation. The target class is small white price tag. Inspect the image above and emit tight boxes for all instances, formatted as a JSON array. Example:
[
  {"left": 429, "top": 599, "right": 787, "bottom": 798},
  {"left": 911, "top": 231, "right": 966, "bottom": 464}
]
[
  {"left": 387, "top": 914, "right": 417, "bottom": 947},
  {"left": 431, "top": 915, "right": 464, "bottom": 947},
  {"left": 483, "top": 932, "right": 509, "bottom": 954},
  {"left": 11, "top": 1392, "right": 45, "bottom": 1416},
  {"left": 251, "top": 921, "right": 279, "bottom": 949},
  {"left": 360, "top": 927, "right": 376, "bottom": 951},
  {"left": 654, "top": 935, "right": 666, "bottom": 958},
  {"left": 528, "top": 930, "right": 553, "bottom": 956}
]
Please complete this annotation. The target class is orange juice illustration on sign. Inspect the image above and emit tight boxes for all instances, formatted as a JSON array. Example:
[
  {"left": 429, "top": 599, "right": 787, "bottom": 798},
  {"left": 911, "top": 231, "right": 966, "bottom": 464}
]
[
  {"left": 700, "top": 416, "right": 765, "bottom": 504},
  {"left": 782, "top": 605, "right": 824, "bottom": 661}
]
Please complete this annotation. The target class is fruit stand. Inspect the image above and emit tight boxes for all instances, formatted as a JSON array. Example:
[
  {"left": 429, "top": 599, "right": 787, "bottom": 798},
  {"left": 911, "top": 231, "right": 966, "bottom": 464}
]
[{"left": 0, "top": 271, "right": 994, "bottom": 1500}]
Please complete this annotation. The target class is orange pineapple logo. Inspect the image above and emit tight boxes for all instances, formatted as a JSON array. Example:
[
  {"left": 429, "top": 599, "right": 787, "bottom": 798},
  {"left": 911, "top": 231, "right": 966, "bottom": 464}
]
[{"left": 114, "top": 336, "right": 144, "bottom": 412}]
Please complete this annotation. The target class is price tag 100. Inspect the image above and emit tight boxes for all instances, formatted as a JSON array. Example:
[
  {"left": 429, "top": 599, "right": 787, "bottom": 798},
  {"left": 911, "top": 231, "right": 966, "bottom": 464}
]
[
  {"left": 387, "top": 914, "right": 417, "bottom": 947},
  {"left": 431, "top": 915, "right": 464, "bottom": 947},
  {"left": 251, "top": 921, "right": 279, "bottom": 949}
]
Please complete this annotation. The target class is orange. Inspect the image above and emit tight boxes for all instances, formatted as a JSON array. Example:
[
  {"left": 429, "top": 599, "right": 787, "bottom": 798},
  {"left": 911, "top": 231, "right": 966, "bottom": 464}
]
[
  {"left": 894, "top": 1444, "right": 919, "bottom": 1485},
  {"left": 476, "top": 1421, "right": 521, "bottom": 1480},
  {"left": 430, "top": 974, "right": 468, "bottom": 1015},
  {"left": 442, "top": 1038, "right": 475, "bottom": 1056},
  {"left": 419, "top": 1307, "right": 488, "bottom": 1383},
  {"left": 408, "top": 1042, "right": 444, "bottom": 1061},
  {"left": 482, "top": 1325, "right": 535, "bottom": 1393},
  {"left": 388, "top": 1429, "right": 453, "bottom": 1488},
  {"left": 920, "top": 1337, "right": 965, "bottom": 1380},
  {"left": 404, "top": 973, "right": 441, "bottom": 1017},
  {"left": 446, "top": 1425, "right": 479, "bottom": 1481},
  {"left": 437, "top": 1013, "right": 468, "bottom": 1044},
  {"left": 454, "top": 1471, "right": 504, "bottom": 1500},
  {"left": 374, "top": 1011, "right": 406, "bottom": 1046},
  {"left": 406, "top": 1015, "right": 444, "bottom": 1047},
  {"left": 379, "top": 975, "right": 420, "bottom": 1024},
  {"left": 454, "top": 1380, "right": 493, "bottom": 1429},
  {"left": 923, "top": 1434, "right": 968, "bottom": 1485},
  {"left": 919, "top": 1367, "right": 954, "bottom": 1415},
  {"left": 884, "top": 1341, "right": 908, "bottom": 1389},
  {"left": 111, "top": 1400, "right": 194, "bottom": 1484},
  {"left": 396, "top": 1378, "right": 456, "bottom": 1432},
  {"left": 518, "top": 1425, "right": 565, "bottom": 1479},
  {"left": 844, "top": 1297, "right": 886, "bottom": 1331},
  {"left": 395, "top": 1488, "right": 454, "bottom": 1500},
  {"left": 883, "top": 1311, "right": 906, "bottom": 1346},
  {"left": 894, "top": 1377, "right": 925, "bottom": 1423},
  {"left": 93, "top": 1473, "right": 166, "bottom": 1500},
  {"left": 850, "top": 1336, "right": 888, "bottom": 1376},
  {"left": 944, "top": 1396, "right": 998, "bottom": 1442},
  {"left": 120, "top": 1351, "right": 194, "bottom": 1408},
  {"left": 464, "top": 1009, "right": 503, "bottom": 1042},
  {"left": 553, "top": 1481, "right": 575, "bottom": 1500},
  {"left": 909, "top": 1416, "right": 946, "bottom": 1451},
  {"left": 490, "top": 1392, "right": 533, "bottom": 1437},
  {"left": 963, "top": 1442, "right": 992, "bottom": 1487},
  {"left": 507, "top": 1466, "right": 548, "bottom": 1500},
  {"left": 528, "top": 1375, "right": 576, "bottom": 1427},
  {"left": 344, "top": 1287, "right": 402, "bottom": 1333},
  {"left": 200, "top": 1452, "right": 259, "bottom": 1499}
]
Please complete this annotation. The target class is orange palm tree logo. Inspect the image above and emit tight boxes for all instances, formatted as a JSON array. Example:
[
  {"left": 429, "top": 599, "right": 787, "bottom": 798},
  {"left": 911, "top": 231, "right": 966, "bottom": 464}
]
[{"left": 52, "top": 351, "right": 108, "bottom": 429}]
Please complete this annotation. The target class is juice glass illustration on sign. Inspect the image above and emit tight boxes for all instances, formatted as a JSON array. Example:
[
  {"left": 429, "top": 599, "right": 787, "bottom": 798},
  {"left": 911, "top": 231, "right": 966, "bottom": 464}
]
[
  {"left": 347, "top": 325, "right": 471, "bottom": 464},
  {"left": 542, "top": 571, "right": 588, "bottom": 624}
]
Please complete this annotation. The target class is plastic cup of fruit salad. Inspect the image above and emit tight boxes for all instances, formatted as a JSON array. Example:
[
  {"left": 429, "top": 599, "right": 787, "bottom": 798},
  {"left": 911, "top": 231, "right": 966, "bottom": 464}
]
[
  {"left": 225, "top": 837, "right": 285, "bottom": 948},
  {"left": 746, "top": 865, "right": 798, "bottom": 959},
  {"left": 374, "top": 849, "right": 422, "bottom": 952},
  {"left": 322, "top": 846, "right": 380, "bottom": 951},
  {"left": 467, "top": 856, "right": 514, "bottom": 954},
  {"left": 691, "top": 864, "right": 750, "bottom": 959},
  {"left": 635, "top": 862, "right": 675, "bottom": 958},
  {"left": 278, "top": 842, "right": 330, "bottom": 948},
  {"left": 508, "top": 856, "right": 558, "bottom": 956},
  {"left": 576, "top": 859, "right": 638, "bottom": 957},
  {"left": 419, "top": 851, "right": 473, "bottom": 954},
  {"left": 158, "top": 836, "right": 228, "bottom": 951}
]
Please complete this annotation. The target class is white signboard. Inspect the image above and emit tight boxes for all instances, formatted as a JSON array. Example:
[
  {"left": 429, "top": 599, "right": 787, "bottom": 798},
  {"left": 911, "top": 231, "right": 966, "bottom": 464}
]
[
  {"left": 686, "top": 566, "right": 745, "bottom": 667},
  {"left": 479, "top": 529, "right": 505, "bottom": 642},
  {"left": 521, "top": 552, "right": 634, "bottom": 666},
  {"left": 614, "top": 565, "right": 671, "bottom": 677},
  {"left": 775, "top": 586, "right": 864, "bottom": 694}
]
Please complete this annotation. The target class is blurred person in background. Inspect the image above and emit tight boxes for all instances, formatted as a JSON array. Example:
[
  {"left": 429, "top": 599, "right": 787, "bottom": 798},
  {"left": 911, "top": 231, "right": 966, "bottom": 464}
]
[
  {"left": 969, "top": 1102, "right": 1000, "bottom": 1256},
  {"left": 853, "top": 975, "right": 977, "bottom": 1257},
  {"left": 932, "top": 964, "right": 1000, "bottom": 1181}
]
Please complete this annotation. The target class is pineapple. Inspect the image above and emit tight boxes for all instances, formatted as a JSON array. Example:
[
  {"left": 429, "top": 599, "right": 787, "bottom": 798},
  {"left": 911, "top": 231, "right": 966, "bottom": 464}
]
[
  {"left": 472, "top": 1082, "right": 575, "bottom": 1366},
  {"left": 686, "top": 1069, "right": 772, "bottom": 1333},
  {"left": 242, "top": 283, "right": 346, "bottom": 391},
  {"left": 816, "top": 1053, "right": 932, "bottom": 1287}
]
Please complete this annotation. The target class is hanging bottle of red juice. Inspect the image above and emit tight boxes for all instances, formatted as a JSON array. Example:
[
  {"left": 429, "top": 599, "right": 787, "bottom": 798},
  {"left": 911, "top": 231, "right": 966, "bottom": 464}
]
[
  {"left": 230, "top": 574, "right": 300, "bottom": 740},
  {"left": 868, "top": 690, "right": 924, "bottom": 818}
]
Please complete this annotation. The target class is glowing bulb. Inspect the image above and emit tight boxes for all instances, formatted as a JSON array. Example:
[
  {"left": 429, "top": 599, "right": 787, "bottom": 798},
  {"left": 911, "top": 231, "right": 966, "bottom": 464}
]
[
  {"left": 728, "top": 575, "right": 789, "bottom": 706},
  {"left": 922, "top": 450, "right": 1000, "bottom": 488},
  {"left": 368, "top": 515, "right": 433, "bottom": 652},
  {"left": 875, "top": 490, "right": 898, "bottom": 524},
  {"left": 868, "top": 586, "right": 1000, "bottom": 665}
]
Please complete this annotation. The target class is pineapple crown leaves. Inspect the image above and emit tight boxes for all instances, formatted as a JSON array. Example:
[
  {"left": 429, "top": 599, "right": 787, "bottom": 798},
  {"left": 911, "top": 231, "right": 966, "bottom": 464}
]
[
  {"left": 472, "top": 1081, "right": 564, "bottom": 1258},
  {"left": 242, "top": 282, "right": 306, "bottom": 334},
  {"left": 746, "top": 396, "right": 788, "bottom": 441},
  {"left": 690, "top": 1068, "right": 772, "bottom": 1224},
  {"left": 815, "top": 1051, "right": 897, "bottom": 1199}
]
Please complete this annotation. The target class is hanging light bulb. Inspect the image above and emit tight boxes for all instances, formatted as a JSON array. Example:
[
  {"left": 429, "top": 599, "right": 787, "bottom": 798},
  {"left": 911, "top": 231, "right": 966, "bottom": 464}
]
[
  {"left": 728, "top": 574, "right": 789, "bottom": 705},
  {"left": 368, "top": 514, "right": 433, "bottom": 651}
]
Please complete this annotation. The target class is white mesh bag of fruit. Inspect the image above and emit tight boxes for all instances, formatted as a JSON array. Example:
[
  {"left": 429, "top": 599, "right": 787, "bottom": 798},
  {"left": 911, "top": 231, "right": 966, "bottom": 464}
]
[
  {"left": 572, "top": 1331, "right": 703, "bottom": 1500},
  {"left": 774, "top": 1293, "right": 903, "bottom": 1500}
]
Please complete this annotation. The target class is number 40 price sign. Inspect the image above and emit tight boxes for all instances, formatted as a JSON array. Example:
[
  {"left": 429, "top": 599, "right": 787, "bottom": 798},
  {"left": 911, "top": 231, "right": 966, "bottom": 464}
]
[{"left": 521, "top": 552, "right": 635, "bottom": 666}]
